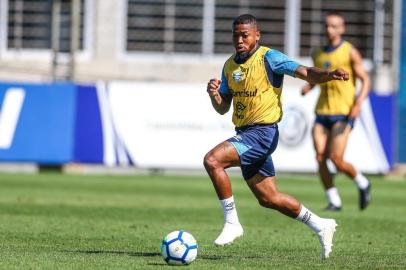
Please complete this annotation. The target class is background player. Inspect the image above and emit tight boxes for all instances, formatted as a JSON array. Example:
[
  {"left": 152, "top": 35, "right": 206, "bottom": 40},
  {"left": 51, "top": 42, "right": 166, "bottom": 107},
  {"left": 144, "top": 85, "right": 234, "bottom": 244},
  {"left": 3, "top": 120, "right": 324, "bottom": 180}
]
[
  {"left": 301, "top": 12, "right": 371, "bottom": 211},
  {"left": 204, "top": 14, "right": 350, "bottom": 259}
]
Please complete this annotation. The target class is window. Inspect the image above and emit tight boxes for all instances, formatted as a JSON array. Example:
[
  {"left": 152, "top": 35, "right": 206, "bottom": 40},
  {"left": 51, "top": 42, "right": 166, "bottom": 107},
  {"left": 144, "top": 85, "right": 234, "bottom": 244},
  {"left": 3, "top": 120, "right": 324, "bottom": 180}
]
[
  {"left": 126, "top": 0, "right": 204, "bottom": 53},
  {"left": 126, "top": 0, "right": 286, "bottom": 55},
  {"left": 214, "top": 0, "right": 286, "bottom": 54},
  {"left": 300, "top": 0, "right": 393, "bottom": 63},
  {"left": 7, "top": 0, "right": 85, "bottom": 52}
]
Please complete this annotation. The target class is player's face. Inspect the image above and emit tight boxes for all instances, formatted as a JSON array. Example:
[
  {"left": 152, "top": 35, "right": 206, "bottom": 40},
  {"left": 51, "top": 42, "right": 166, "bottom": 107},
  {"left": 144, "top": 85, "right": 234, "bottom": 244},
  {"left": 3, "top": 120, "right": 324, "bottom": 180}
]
[
  {"left": 325, "top": 15, "right": 345, "bottom": 42},
  {"left": 232, "top": 23, "right": 260, "bottom": 55}
]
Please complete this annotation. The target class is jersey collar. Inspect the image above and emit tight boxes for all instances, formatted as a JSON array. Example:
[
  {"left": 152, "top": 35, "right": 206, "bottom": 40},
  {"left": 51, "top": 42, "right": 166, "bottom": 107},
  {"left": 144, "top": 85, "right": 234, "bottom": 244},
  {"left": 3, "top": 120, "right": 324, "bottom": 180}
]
[
  {"left": 323, "top": 40, "right": 344, "bottom": 53},
  {"left": 234, "top": 44, "right": 260, "bottom": 64}
]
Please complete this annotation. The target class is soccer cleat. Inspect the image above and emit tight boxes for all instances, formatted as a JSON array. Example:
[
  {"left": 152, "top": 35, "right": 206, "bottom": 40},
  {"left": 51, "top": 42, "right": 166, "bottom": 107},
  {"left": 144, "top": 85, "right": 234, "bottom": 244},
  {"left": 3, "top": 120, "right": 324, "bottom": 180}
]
[
  {"left": 323, "top": 203, "right": 342, "bottom": 212},
  {"left": 317, "top": 219, "right": 337, "bottom": 259},
  {"left": 359, "top": 182, "right": 371, "bottom": 210},
  {"left": 214, "top": 222, "right": 244, "bottom": 246}
]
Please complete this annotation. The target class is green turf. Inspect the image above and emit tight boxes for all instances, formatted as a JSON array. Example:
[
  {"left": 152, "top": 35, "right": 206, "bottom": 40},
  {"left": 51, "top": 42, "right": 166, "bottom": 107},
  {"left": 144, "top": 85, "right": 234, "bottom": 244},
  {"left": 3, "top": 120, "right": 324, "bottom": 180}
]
[{"left": 0, "top": 172, "right": 405, "bottom": 269}]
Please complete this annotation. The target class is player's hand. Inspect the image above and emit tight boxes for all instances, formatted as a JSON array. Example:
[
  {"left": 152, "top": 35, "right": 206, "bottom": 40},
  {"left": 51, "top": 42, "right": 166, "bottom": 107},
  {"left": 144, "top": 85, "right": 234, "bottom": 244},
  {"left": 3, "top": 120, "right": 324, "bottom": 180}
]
[
  {"left": 349, "top": 103, "right": 361, "bottom": 119},
  {"left": 207, "top": 78, "right": 221, "bottom": 97},
  {"left": 330, "top": 68, "right": 349, "bottom": 81},
  {"left": 301, "top": 84, "right": 312, "bottom": 96}
]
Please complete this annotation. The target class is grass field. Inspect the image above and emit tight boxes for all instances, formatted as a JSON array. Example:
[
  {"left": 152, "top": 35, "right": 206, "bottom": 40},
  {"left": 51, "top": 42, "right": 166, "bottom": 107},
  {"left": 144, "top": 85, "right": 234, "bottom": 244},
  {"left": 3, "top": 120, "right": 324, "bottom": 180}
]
[{"left": 0, "top": 172, "right": 405, "bottom": 269}]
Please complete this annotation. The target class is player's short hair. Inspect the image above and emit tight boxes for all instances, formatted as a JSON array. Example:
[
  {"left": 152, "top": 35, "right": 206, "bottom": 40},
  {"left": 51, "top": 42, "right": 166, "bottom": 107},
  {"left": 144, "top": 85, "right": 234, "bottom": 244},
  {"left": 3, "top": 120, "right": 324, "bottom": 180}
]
[
  {"left": 325, "top": 11, "right": 345, "bottom": 22},
  {"left": 233, "top": 14, "right": 258, "bottom": 29}
]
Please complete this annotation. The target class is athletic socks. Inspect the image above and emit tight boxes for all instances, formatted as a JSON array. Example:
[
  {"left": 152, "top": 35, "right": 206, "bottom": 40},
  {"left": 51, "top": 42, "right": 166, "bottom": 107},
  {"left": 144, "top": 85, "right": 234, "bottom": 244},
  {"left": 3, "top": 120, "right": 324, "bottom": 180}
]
[
  {"left": 325, "top": 173, "right": 369, "bottom": 208},
  {"left": 296, "top": 205, "right": 325, "bottom": 233},
  {"left": 354, "top": 173, "right": 370, "bottom": 189},
  {"left": 219, "top": 196, "right": 240, "bottom": 224},
  {"left": 214, "top": 196, "right": 243, "bottom": 246},
  {"left": 326, "top": 187, "right": 342, "bottom": 208}
]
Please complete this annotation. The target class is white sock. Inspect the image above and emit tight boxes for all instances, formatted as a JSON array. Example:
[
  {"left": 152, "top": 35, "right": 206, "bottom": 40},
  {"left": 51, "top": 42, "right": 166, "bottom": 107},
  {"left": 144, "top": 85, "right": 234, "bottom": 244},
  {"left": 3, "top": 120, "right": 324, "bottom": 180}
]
[
  {"left": 220, "top": 196, "right": 240, "bottom": 225},
  {"left": 296, "top": 205, "right": 325, "bottom": 233},
  {"left": 326, "top": 187, "right": 342, "bottom": 207},
  {"left": 354, "top": 173, "right": 369, "bottom": 189}
]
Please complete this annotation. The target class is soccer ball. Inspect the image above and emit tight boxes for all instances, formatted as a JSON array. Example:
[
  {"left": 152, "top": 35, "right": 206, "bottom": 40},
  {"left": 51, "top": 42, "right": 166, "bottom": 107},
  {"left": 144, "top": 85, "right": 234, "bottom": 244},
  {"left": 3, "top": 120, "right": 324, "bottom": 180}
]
[{"left": 160, "top": 230, "right": 198, "bottom": 265}]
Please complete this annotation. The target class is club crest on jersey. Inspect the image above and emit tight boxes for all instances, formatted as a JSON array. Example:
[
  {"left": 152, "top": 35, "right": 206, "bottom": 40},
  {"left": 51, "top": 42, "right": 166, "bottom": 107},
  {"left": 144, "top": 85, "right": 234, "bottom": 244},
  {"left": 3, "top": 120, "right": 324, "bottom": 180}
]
[
  {"left": 232, "top": 70, "right": 245, "bottom": 82},
  {"left": 323, "top": 61, "right": 331, "bottom": 69}
]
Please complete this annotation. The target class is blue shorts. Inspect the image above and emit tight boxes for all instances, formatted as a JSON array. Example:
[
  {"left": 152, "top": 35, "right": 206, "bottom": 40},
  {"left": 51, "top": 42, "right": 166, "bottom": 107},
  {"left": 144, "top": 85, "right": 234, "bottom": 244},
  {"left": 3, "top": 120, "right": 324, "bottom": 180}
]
[
  {"left": 315, "top": 114, "right": 354, "bottom": 130},
  {"left": 227, "top": 124, "right": 279, "bottom": 181}
]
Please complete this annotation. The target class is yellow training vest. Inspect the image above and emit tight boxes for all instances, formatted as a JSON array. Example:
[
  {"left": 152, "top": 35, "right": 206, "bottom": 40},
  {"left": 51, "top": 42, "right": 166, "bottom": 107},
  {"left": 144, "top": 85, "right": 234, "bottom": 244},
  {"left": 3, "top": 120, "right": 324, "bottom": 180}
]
[
  {"left": 312, "top": 41, "right": 356, "bottom": 115},
  {"left": 223, "top": 46, "right": 283, "bottom": 127}
]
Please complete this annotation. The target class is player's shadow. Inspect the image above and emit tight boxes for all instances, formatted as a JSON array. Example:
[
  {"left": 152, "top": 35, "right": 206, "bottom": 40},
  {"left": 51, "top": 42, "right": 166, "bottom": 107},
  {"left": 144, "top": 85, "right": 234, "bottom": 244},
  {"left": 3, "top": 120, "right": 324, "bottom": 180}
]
[
  {"left": 199, "top": 254, "right": 264, "bottom": 260},
  {"left": 199, "top": 254, "right": 226, "bottom": 260},
  {"left": 65, "top": 250, "right": 263, "bottom": 263},
  {"left": 65, "top": 249, "right": 161, "bottom": 258}
]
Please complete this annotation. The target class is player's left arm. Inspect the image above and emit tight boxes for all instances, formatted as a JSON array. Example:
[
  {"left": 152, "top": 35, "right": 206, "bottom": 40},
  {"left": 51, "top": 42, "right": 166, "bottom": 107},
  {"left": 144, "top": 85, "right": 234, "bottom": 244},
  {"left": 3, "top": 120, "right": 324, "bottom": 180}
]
[
  {"left": 348, "top": 47, "right": 371, "bottom": 119},
  {"left": 266, "top": 49, "right": 349, "bottom": 84},
  {"left": 301, "top": 53, "right": 317, "bottom": 96},
  {"left": 295, "top": 66, "right": 349, "bottom": 84}
]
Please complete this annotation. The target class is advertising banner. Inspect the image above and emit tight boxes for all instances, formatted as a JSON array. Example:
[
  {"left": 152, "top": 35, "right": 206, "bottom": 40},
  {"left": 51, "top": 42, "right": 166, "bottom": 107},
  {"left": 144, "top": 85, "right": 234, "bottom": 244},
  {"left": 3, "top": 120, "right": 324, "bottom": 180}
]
[
  {"left": 106, "top": 81, "right": 235, "bottom": 168},
  {"left": 107, "top": 81, "right": 392, "bottom": 173},
  {"left": 0, "top": 80, "right": 394, "bottom": 173},
  {"left": 0, "top": 82, "right": 76, "bottom": 164}
]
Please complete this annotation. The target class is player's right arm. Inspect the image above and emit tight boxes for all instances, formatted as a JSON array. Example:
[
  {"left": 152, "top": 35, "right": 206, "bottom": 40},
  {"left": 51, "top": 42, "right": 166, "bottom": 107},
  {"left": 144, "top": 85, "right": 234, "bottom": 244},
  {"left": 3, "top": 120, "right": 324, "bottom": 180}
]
[
  {"left": 207, "top": 78, "right": 232, "bottom": 115},
  {"left": 301, "top": 83, "right": 316, "bottom": 96}
]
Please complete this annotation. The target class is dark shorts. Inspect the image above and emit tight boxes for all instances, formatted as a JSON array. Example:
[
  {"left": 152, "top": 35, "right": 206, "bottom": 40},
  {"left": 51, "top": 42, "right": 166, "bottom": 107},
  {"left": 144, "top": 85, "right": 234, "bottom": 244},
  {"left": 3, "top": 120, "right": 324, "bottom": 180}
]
[
  {"left": 315, "top": 114, "right": 355, "bottom": 130},
  {"left": 227, "top": 124, "right": 279, "bottom": 181}
]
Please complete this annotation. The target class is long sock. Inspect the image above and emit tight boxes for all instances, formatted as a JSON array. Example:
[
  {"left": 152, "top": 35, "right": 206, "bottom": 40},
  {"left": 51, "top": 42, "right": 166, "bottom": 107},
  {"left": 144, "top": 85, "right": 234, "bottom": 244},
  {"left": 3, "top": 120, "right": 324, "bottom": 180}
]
[
  {"left": 219, "top": 196, "right": 240, "bottom": 224},
  {"left": 354, "top": 173, "right": 369, "bottom": 189},
  {"left": 326, "top": 187, "right": 342, "bottom": 207},
  {"left": 296, "top": 205, "right": 325, "bottom": 233}
]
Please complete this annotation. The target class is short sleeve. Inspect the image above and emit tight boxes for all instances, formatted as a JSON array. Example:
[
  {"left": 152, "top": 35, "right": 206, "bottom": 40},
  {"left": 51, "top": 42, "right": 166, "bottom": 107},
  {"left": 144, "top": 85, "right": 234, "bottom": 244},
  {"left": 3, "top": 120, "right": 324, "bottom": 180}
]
[
  {"left": 264, "top": 49, "right": 300, "bottom": 77},
  {"left": 219, "top": 68, "right": 231, "bottom": 95}
]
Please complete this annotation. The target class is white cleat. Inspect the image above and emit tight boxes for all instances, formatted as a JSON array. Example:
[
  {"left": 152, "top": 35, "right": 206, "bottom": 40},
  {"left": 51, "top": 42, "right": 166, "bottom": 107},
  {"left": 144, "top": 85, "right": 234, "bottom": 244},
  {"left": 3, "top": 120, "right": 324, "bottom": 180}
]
[
  {"left": 214, "top": 222, "right": 244, "bottom": 246},
  {"left": 318, "top": 219, "right": 337, "bottom": 259}
]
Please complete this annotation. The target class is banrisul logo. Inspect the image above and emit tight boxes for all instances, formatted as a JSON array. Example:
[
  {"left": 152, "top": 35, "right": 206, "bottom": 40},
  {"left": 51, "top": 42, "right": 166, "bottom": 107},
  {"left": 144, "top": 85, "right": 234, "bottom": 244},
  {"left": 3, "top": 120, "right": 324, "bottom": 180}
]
[
  {"left": 232, "top": 89, "right": 257, "bottom": 97},
  {"left": 232, "top": 70, "right": 245, "bottom": 82}
]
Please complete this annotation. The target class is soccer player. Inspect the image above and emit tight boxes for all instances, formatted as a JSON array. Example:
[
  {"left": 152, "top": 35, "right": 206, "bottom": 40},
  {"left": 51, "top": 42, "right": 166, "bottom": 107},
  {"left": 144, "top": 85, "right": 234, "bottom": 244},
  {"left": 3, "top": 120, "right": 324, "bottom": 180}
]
[
  {"left": 301, "top": 12, "right": 371, "bottom": 211},
  {"left": 204, "top": 14, "right": 350, "bottom": 259}
]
